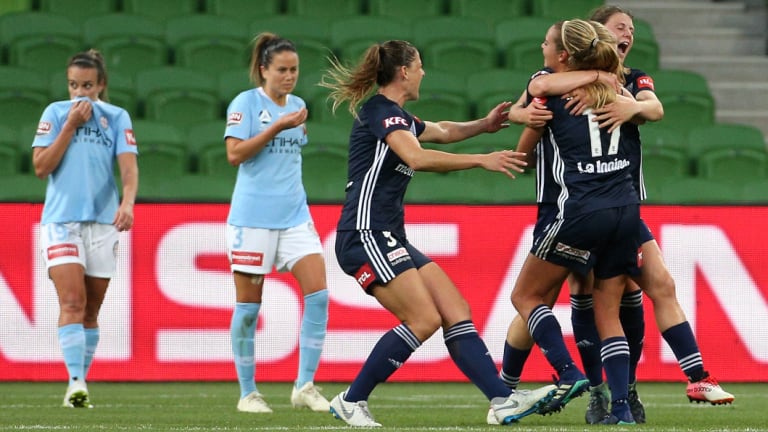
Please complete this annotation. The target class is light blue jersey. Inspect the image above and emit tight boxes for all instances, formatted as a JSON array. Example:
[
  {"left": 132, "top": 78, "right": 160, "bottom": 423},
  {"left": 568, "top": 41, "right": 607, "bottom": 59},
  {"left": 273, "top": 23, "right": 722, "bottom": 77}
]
[
  {"left": 33, "top": 99, "right": 137, "bottom": 224},
  {"left": 225, "top": 87, "right": 309, "bottom": 229}
]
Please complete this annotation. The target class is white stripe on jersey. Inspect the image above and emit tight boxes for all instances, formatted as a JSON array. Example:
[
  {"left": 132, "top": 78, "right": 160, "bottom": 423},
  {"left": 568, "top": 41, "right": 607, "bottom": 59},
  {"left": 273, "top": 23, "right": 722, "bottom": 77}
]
[
  {"left": 360, "top": 230, "right": 396, "bottom": 282},
  {"left": 547, "top": 129, "right": 570, "bottom": 218},
  {"left": 356, "top": 140, "right": 389, "bottom": 229},
  {"left": 534, "top": 217, "right": 564, "bottom": 260}
]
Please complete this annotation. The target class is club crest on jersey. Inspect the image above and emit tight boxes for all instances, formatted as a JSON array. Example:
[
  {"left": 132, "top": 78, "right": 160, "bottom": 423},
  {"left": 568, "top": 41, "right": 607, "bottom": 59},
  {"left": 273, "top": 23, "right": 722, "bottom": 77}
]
[
  {"left": 258, "top": 110, "right": 272, "bottom": 124},
  {"left": 383, "top": 116, "right": 408, "bottom": 128},
  {"left": 100, "top": 116, "right": 109, "bottom": 130},
  {"left": 227, "top": 112, "right": 243, "bottom": 126},
  {"left": 36, "top": 121, "right": 52, "bottom": 135}
]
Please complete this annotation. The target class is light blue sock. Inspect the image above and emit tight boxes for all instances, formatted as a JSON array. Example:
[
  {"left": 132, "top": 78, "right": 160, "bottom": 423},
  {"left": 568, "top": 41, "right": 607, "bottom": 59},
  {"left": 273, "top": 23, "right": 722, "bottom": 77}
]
[
  {"left": 231, "top": 302, "right": 260, "bottom": 398},
  {"left": 58, "top": 324, "right": 85, "bottom": 384},
  {"left": 296, "top": 290, "right": 328, "bottom": 389},
  {"left": 83, "top": 327, "right": 100, "bottom": 378}
]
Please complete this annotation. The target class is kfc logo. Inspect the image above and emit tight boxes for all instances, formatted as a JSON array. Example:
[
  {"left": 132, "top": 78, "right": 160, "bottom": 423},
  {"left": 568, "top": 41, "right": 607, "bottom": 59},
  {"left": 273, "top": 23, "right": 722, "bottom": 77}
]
[
  {"left": 637, "top": 76, "right": 655, "bottom": 91},
  {"left": 383, "top": 116, "right": 408, "bottom": 128}
]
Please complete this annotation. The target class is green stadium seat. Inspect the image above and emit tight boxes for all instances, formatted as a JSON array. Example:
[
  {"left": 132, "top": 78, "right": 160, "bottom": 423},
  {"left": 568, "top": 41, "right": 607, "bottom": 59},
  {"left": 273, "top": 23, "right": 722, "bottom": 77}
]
[
  {"left": 368, "top": 0, "right": 445, "bottom": 20},
  {"left": 453, "top": 168, "right": 536, "bottom": 204},
  {"left": 204, "top": 0, "right": 282, "bottom": 23},
  {"left": 122, "top": 0, "right": 199, "bottom": 22},
  {"left": 186, "top": 120, "right": 225, "bottom": 169},
  {"left": 641, "top": 147, "right": 691, "bottom": 181},
  {"left": 639, "top": 123, "right": 688, "bottom": 154},
  {"left": 407, "top": 93, "right": 471, "bottom": 122},
  {"left": 424, "top": 40, "right": 498, "bottom": 77},
  {"left": 413, "top": 16, "right": 494, "bottom": 47},
  {"left": 131, "top": 119, "right": 185, "bottom": 152},
  {"left": 39, "top": 0, "right": 118, "bottom": 25},
  {"left": 0, "top": 12, "right": 83, "bottom": 75},
  {"left": 466, "top": 69, "right": 533, "bottom": 117},
  {"left": 217, "top": 68, "right": 252, "bottom": 106},
  {"left": 250, "top": 16, "right": 333, "bottom": 47},
  {"left": 139, "top": 173, "right": 232, "bottom": 202},
  {"left": 16, "top": 122, "right": 38, "bottom": 172},
  {"left": 0, "top": 124, "right": 16, "bottom": 148},
  {"left": 696, "top": 148, "right": 768, "bottom": 183},
  {"left": 741, "top": 179, "right": 768, "bottom": 203},
  {"left": 531, "top": 0, "right": 604, "bottom": 20},
  {"left": 139, "top": 146, "right": 189, "bottom": 180},
  {"left": 135, "top": 67, "right": 221, "bottom": 129},
  {"left": 330, "top": 17, "right": 412, "bottom": 63},
  {"left": 166, "top": 15, "right": 249, "bottom": 75},
  {"left": 419, "top": 69, "right": 468, "bottom": 101},
  {"left": 285, "top": 0, "right": 362, "bottom": 17},
  {"left": 302, "top": 146, "right": 348, "bottom": 203},
  {"left": 0, "top": 66, "right": 49, "bottom": 130},
  {"left": 0, "top": 173, "right": 46, "bottom": 202},
  {"left": 0, "top": 142, "right": 20, "bottom": 175},
  {"left": 305, "top": 121, "right": 349, "bottom": 151},
  {"left": 451, "top": 127, "right": 524, "bottom": 154},
  {"left": 686, "top": 123, "right": 766, "bottom": 160},
  {"left": 651, "top": 69, "right": 715, "bottom": 131},
  {"left": 495, "top": 17, "right": 552, "bottom": 70},
  {"left": 0, "top": 0, "right": 33, "bottom": 15},
  {"left": 656, "top": 177, "right": 740, "bottom": 204},
  {"left": 625, "top": 39, "right": 660, "bottom": 72},
  {"left": 449, "top": 0, "right": 528, "bottom": 26},
  {"left": 82, "top": 13, "right": 168, "bottom": 77},
  {"left": 197, "top": 145, "right": 237, "bottom": 182},
  {"left": 632, "top": 18, "right": 656, "bottom": 43}
]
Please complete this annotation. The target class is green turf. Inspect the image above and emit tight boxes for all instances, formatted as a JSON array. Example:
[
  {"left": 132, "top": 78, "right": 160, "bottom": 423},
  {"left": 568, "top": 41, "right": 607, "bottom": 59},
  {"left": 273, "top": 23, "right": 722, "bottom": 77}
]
[{"left": 0, "top": 382, "right": 764, "bottom": 431}]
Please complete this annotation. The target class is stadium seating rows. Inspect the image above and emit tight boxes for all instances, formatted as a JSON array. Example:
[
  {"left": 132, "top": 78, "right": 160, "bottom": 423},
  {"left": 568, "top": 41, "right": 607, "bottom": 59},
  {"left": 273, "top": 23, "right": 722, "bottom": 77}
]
[{"left": 1, "top": 1, "right": 766, "bottom": 204}]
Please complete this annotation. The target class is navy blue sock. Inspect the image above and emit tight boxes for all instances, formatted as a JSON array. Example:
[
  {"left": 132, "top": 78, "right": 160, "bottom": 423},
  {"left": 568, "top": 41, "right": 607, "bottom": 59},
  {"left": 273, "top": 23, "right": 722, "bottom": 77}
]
[
  {"left": 346, "top": 324, "right": 419, "bottom": 402},
  {"left": 620, "top": 290, "right": 645, "bottom": 384},
  {"left": 528, "top": 304, "right": 581, "bottom": 380},
  {"left": 445, "top": 320, "right": 511, "bottom": 400},
  {"left": 570, "top": 294, "right": 603, "bottom": 386},
  {"left": 601, "top": 336, "right": 630, "bottom": 403},
  {"left": 661, "top": 322, "right": 705, "bottom": 382},
  {"left": 500, "top": 342, "right": 531, "bottom": 389}
]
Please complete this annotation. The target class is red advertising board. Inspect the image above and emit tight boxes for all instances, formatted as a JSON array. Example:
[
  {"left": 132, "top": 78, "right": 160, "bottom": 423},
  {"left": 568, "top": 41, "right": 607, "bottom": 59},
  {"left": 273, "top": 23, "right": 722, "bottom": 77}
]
[{"left": 1, "top": 203, "right": 767, "bottom": 382}]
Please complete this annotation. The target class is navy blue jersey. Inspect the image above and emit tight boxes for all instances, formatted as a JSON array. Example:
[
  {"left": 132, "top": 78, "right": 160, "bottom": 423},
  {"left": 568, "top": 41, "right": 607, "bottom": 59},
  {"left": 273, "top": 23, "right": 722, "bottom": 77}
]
[
  {"left": 336, "top": 94, "right": 427, "bottom": 239},
  {"left": 535, "top": 93, "right": 639, "bottom": 218},
  {"left": 623, "top": 68, "right": 656, "bottom": 200}
]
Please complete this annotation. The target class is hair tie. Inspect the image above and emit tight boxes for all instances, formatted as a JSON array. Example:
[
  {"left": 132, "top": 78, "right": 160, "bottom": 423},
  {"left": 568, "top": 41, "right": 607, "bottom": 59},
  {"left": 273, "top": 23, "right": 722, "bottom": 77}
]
[{"left": 591, "top": 37, "right": 599, "bottom": 48}]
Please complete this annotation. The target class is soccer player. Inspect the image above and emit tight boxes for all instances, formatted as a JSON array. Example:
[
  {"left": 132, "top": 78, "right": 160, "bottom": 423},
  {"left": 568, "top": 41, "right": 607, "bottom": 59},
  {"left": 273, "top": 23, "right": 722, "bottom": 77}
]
[
  {"left": 505, "top": 19, "right": 641, "bottom": 424},
  {"left": 503, "top": 5, "right": 734, "bottom": 424},
  {"left": 32, "top": 49, "right": 139, "bottom": 408},
  {"left": 224, "top": 33, "right": 330, "bottom": 414},
  {"left": 319, "top": 39, "right": 555, "bottom": 427}
]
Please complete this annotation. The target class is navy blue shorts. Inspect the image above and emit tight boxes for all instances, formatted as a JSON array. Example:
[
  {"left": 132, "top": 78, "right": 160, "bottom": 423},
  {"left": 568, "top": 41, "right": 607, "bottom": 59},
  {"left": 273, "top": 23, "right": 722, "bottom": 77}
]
[
  {"left": 638, "top": 218, "right": 654, "bottom": 245},
  {"left": 531, "top": 204, "right": 640, "bottom": 279},
  {"left": 335, "top": 230, "right": 432, "bottom": 295}
]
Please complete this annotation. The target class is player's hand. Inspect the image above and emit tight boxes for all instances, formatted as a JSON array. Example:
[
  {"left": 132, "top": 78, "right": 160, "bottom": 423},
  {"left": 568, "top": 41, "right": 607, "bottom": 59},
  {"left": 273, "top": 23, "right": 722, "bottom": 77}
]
[
  {"left": 66, "top": 99, "right": 93, "bottom": 127},
  {"left": 481, "top": 150, "right": 527, "bottom": 179},
  {"left": 523, "top": 100, "right": 552, "bottom": 128},
  {"left": 563, "top": 87, "right": 592, "bottom": 115},
  {"left": 484, "top": 101, "right": 513, "bottom": 133},
  {"left": 113, "top": 202, "right": 134, "bottom": 232},
  {"left": 277, "top": 107, "right": 308, "bottom": 130},
  {"left": 591, "top": 93, "right": 639, "bottom": 132}
]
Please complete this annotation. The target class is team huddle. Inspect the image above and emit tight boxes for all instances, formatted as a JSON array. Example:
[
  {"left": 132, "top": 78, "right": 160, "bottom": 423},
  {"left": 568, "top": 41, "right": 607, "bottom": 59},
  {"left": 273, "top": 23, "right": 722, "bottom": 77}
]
[{"left": 36, "top": 3, "right": 733, "bottom": 428}]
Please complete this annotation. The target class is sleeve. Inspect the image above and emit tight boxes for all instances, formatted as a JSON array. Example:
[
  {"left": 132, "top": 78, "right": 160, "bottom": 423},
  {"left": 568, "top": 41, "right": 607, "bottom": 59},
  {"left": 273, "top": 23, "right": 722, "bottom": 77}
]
[
  {"left": 631, "top": 69, "right": 655, "bottom": 97},
  {"left": 115, "top": 110, "right": 138, "bottom": 155},
  {"left": 367, "top": 102, "right": 415, "bottom": 141},
  {"left": 225, "top": 92, "right": 255, "bottom": 141},
  {"left": 31, "top": 103, "right": 59, "bottom": 149},
  {"left": 525, "top": 68, "right": 552, "bottom": 105}
]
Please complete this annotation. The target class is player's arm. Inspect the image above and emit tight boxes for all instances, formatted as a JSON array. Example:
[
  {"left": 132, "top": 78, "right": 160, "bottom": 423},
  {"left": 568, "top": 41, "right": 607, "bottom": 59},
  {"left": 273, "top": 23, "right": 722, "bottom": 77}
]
[
  {"left": 528, "top": 70, "right": 619, "bottom": 98},
  {"left": 226, "top": 107, "right": 308, "bottom": 165},
  {"left": 591, "top": 89, "right": 664, "bottom": 132},
  {"left": 418, "top": 101, "right": 512, "bottom": 144},
  {"left": 515, "top": 127, "right": 543, "bottom": 167},
  {"left": 114, "top": 151, "right": 138, "bottom": 231},
  {"left": 33, "top": 101, "right": 91, "bottom": 179},
  {"left": 387, "top": 128, "right": 526, "bottom": 178},
  {"left": 508, "top": 90, "right": 551, "bottom": 128}
]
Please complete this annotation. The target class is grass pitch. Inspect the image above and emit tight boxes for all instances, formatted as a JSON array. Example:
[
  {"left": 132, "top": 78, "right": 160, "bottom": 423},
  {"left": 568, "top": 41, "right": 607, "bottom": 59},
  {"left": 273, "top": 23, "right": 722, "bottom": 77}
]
[{"left": 0, "top": 381, "right": 765, "bottom": 431}]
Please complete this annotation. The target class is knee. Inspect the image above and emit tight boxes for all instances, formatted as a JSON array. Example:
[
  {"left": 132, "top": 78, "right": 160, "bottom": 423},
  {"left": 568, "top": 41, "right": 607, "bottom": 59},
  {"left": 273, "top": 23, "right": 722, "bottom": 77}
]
[
  {"left": 644, "top": 273, "right": 676, "bottom": 303},
  {"left": 408, "top": 312, "right": 442, "bottom": 342}
]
